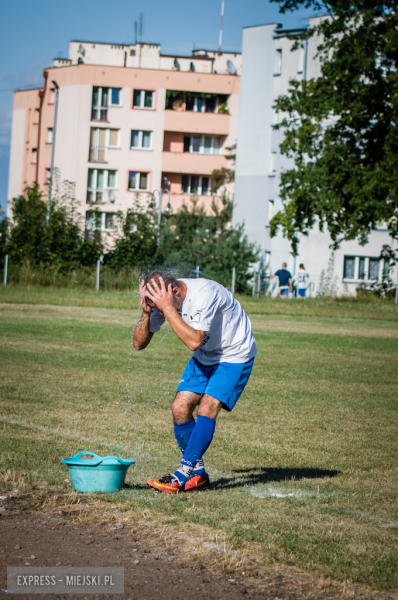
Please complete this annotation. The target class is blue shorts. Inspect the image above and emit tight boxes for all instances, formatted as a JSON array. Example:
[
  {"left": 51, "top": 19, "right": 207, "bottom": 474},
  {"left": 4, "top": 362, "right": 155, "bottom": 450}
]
[
  {"left": 298, "top": 288, "right": 306, "bottom": 297},
  {"left": 176, "top": 357, "right": 255, "bottom": 412},
  {"left": 279, "top": 287, "right": 289, "bottom": 296}
]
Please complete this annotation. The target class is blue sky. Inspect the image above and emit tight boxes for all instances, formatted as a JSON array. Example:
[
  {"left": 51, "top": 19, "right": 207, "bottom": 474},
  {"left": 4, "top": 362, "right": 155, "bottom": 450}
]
[{"left": 0, "top": 0, "right": 315, "bottom": 214}]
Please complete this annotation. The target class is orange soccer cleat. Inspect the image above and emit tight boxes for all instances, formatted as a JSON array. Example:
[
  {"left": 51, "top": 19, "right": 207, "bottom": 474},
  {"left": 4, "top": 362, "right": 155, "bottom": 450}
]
[
  {"left": 147, "top": 474, "right": 184, "bottom": 494},
  {"left": 184, "top": 473, "right": 211, "bottom": 492}
]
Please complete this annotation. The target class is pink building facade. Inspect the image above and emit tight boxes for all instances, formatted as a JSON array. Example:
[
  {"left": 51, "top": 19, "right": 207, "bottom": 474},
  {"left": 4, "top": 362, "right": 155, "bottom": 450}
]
[{"left": 8, "top": 42, "right": 240, "bottom": 235}]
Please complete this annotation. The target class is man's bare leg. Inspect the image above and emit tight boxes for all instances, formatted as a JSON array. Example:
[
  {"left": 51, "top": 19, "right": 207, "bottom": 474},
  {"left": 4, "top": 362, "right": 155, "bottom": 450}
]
[
  {"left": 172, "top": 391, "right": 223, "bottom": 423},
  {"left": 197, "top": 394, "right": 223, "bottom": 419},
  {"left": 172, "top": 390, "right": 202, "bottom": 424}
]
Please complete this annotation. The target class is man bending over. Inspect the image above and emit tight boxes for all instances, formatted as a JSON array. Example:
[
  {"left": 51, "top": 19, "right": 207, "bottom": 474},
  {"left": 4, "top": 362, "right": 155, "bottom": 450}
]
[{"left": 133, "top": 271, "right": 257, "bottom": 493}]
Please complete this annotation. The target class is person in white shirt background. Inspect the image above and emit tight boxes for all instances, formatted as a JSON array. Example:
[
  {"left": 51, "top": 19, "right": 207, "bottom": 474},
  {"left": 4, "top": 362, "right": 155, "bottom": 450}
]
[
  {"left": 294, "top": 264, "right": 310, "bottom": 298},
  {"left": 132, "top": 270, "right": 257, "bottom": 494}
]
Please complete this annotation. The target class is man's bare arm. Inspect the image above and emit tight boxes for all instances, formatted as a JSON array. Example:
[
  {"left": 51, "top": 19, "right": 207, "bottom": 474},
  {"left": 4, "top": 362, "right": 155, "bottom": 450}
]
[
  {"left": 146, "top": 278, "right": 206, "bottom": 352},
  {"left": 133, "top": 281, "right": 155, "bottom": 351},
  {"left": 133, "top": 311, "right": 154, "bottom": 350}
]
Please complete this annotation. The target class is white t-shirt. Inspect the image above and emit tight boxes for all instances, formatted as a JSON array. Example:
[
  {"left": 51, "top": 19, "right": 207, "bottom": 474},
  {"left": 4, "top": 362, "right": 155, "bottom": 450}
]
[
  {"left": 149, "top": 278, "right": 257, "bottom": 365},
  {"left": 294, "top": 269, "right": 310, "bottom": 289}
]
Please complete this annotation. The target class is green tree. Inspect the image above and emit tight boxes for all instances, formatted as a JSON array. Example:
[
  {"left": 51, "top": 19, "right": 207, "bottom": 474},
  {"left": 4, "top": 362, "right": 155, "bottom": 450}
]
[
  {"left": 159, "top": 195, "right": 258, "bottom": 292},
  {"left": 103, "top": 195, "right": 159, "bottom": 270},
  {"left": 5, "top": 182, "right": 102, "bottom": 270},
  {"left": 269, "top": 0, "right": 398, "bottom": 253}
]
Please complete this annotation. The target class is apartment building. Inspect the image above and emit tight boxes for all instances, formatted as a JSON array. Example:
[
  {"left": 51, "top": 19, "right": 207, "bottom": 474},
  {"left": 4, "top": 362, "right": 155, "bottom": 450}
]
[
  {"left": 234, "top": 19, "right": 397, "bottom": 295},
  {"left": 8, "top": 41, "right": 241, "bottom": 235}
]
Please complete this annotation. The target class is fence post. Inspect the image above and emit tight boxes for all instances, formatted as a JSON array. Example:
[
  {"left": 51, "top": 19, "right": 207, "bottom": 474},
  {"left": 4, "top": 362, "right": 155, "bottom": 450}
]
[
  {"left": 3, "top": 254, "right": 8, "bottom": 286},
  {"left": 96, "top": 259, "right": 100, "bottom": 291},
  {"left": 395, "top": 267, "right": 398, "bottom": 304},
  {"left": 231, "top": 267, "right": 236, "bottom": 296}
]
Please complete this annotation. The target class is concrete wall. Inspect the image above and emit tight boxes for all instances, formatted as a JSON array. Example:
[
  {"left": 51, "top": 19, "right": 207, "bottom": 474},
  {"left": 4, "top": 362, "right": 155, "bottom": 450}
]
[
  {"left": 234, "top": 24, "right": 279, "bottom": 252},
  {"left": 8, "top": 110, "right": 25, "bottom": 209}
]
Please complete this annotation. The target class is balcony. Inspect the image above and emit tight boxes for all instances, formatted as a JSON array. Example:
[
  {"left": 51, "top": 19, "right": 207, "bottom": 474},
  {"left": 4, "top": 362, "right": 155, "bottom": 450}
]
[
  {"left": 164, "top": 110, "right": 230, "bottom": 135},
  {"left": 162, "top": 152, "right": 227, "bottom": 175}
]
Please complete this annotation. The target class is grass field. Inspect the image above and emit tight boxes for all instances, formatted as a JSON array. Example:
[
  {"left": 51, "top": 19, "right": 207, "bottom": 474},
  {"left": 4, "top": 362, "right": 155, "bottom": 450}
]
[{"left": 0, "top": 286, "right": 397, "bottom": 591}]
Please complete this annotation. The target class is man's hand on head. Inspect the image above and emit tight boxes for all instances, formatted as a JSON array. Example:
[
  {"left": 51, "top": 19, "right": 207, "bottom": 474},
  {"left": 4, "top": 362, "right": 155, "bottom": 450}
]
[
  {"left": 145, "top": 276, "right": 174, "bottom": 315},
  {"left": 139, "top": 281, "right": 152, "bottom": 315}
]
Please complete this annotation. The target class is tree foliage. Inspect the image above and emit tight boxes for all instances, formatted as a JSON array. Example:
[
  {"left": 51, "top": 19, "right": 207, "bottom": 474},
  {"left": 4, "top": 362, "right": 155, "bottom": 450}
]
[
  {"left": 103, "top": 195, "right": 158, "bottom": 270},
  {"left": 3, "top": 180, "right": 257, "bottom": 292},
  {"left": 2, "top": 181, "right": 102, "bottom": 269},
  {"left": 270, "top": 0, "right": 398, "bottom": 253},
  {"left": 159, "top": 195, "right": 258, "bottom": 292},
  {"left": 105, "top": 194, "right": 257, "bottom": 292}
]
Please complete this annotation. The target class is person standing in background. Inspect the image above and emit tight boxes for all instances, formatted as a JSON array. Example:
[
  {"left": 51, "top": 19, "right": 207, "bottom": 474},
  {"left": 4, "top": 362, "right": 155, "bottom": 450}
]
[
  {"left": 268, "top": 263, "right": 293, "bottom": 298},
  {"left": 294, "top": 264, "right": 310, "bottom": 298}
]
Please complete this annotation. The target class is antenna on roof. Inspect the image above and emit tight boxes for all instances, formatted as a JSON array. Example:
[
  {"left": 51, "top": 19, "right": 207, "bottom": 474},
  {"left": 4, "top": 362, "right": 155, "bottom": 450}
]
[
  {"left": 174, "top": 58, "right": 180, "bottom": 70},
  {"left": 218, "top": 0, "right": 225, "bottom": 57},
  {"left": 134, "top": 21, "right": 137, "bottom": 45},
  {"left": 139, "top": 13, "right": 143, "bottom": 44}
]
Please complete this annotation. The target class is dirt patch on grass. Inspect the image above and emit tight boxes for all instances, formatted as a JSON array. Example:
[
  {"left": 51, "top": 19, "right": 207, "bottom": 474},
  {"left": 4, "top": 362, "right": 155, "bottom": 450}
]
[{"left": 1, "top": 490, "right": 396, "bottom": 600}]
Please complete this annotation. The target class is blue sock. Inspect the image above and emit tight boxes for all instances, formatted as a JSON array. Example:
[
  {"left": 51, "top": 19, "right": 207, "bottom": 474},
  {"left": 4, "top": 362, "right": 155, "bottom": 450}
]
[
  {"left": 173, "top": 418, "right": 196, "bottom": 454},
  {"left": 174, "top": 418, "right": 206, "bottom": 477},
  {"left": 174, "top": 416, "right": 215, "bottom": 484}
]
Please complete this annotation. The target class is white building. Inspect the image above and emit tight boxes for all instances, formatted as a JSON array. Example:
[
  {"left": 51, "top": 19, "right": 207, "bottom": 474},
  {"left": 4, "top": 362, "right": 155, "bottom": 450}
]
[{"left": 234, "top": 19, "right": 397, "bottom": 296}]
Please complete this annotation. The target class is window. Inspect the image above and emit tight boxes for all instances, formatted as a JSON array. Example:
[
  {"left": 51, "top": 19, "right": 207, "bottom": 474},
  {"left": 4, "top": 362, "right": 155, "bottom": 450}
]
[
  {"left": 128, "top": 171, "right": 149, "bottom": 191},
  {"left": 92, "top": 87, "right": 108, "bottom": 121},
  {"left": 368, "top": 258, "right": 380, "bottom": 280},
  {"left": 190, "top": 175, "right": 199, "bottom": 194},
  {"left": 204, "top": 136, "right": 212, "bottom": 154},
  {"left": 49, "top": 88, "right": 56, "bottom": 104},
  {"left": 110, "top": 88, "right": 121, "bottom": 106},
  {"left": 382, "top": 258, "right": 390, "bottom": 280},
  {"left": 87, "top": 168, "right": 117, "bottom": 203},
  {"left": 343, "top": 256, "right": 356, "bottom": 280},
  {"left": 91, "top": 87, "right": 121, "bottom": 120},
  {"left": 343, "top": 256, "right": 381, "bottom": 281},
  {"left": 181, "top": 174, "right": 212, "bottom": 195},
  {"left": 32, "top": 148, "right": 37, "bottom": 164},
  {"left": 358, "top": 257, "right": 366, "bottom": 279},
  {"left": 166, "top": 90, "right": 226, "bottom": 113},
  {"left": 130, "top": 130, "right": 152, "bottom": 149},
  {"left": 133, "top": 90, "right": 154, "bottom": 109},
  {"left": 182, "top": 135, "right": 223, "bottom": 155},
  {"left": 109, "top": 129, "right": 119, "bottom": 147},
  {"left": 47, "top": 127, "right": 53, "bottom": 143},
  {"left": 275, "top": 49, "right": 282, "bottom": 75},
  {"left": 201, "top": 177, "right": 210, "bottom": 195},
  {"left": 192, "top": 136, "right": 201, "bottom": 153},
  {"left": 212, "top": 137, "right": 221, "bottom": 154},
  {"left": 298, "top": 46, "right": 305, "bottom": 74},
  {"left": 89, "top": 128, "right": 119, "bottom": 162},
  {"left": 86, "top": 211, "right": 116, "bottom": 231},
  {"left": 194, "top": 97, "right": 204, "bottom": 113},
  {"left": 268, "top": 200, "right": 274, "bottom": 223},
  {"left": 105, "top": 213, "right": 115, "bottom": 229}
]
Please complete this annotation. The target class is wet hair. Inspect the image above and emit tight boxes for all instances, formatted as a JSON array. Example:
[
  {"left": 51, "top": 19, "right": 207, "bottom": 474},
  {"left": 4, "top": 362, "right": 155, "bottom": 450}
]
[
  {"left": 282, "top": 262, "right": 287, "bottom": 268},
  {"left": 299, "top": 263, "right": 305, "bottom": 269},
  {"left": 143, "top": 270, "right": 179, "bottom": 290}
]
